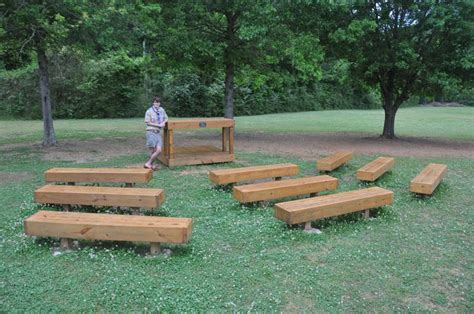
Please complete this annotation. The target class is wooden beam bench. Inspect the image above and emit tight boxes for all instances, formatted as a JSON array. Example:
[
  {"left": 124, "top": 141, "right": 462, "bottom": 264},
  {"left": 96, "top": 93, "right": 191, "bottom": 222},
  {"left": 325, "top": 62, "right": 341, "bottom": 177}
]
[
  {"left": 209, "top": 163, "right": 299, "bottom": 185},
  {"left": 233, "top": 175, "right": 338, "bottom": 203},
  {"left": 410, "top": 163, "right": 447, "bottom": 195},
  {"left": 356, "top": 157, "right": 395, "bottom": 181},
  {"left": 317, "top": 151, "right": 353, "bottom": 172},
  {"left": 35, "top": 185, "right": 165, "bottom": 212},
  {"left": 274, "top": 187, "right": 393, "bottom": 230},
  {"left": 45, "top": 168, "right": 153, "bottom": 187},
  {"left": 24, "top": 210, "right": 192, "bottom": 255}
]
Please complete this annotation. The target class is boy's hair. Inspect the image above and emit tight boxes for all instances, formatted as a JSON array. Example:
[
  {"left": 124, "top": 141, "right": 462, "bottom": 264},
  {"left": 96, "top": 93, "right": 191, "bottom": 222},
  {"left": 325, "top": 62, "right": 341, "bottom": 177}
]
[{"left": 153, "top": 96, "right": 161, "bottom": 103}]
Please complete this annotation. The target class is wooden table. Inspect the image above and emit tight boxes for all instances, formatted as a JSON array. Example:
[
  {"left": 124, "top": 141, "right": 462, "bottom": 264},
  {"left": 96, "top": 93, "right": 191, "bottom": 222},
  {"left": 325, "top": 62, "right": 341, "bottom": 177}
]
[{"left": 158, "top": 118, "right": 235, "bottom": 167}]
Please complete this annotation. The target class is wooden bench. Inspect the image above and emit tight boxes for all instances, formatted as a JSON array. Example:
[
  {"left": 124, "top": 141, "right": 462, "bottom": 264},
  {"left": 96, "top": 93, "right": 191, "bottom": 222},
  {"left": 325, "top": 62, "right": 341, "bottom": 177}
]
[
  {"left": 356, "top": 157, "right": 395, "bottom": 181},
  {"left": 209, "top": 163, "right": 299, "bottom": 185},
  {"left": 35, "top": 185, "right": 165, "bottom": 212},
  {"left": 45, "top": 168, "right": 153, "bottom": 187},
  {"left": 274, "top": 187, "right": 393, "bottom": 230},
  {"left": 233, "top": 175, "right": 338, "bottom": 203},
  {"left": 317, "top": 151, "right": 353, "bottom": 172},
  {"left": 410, "top": 163, "right": 447, "bottom": 195},
  {"left": 24, "top": 210, "right": 192, "bottom": 255}
]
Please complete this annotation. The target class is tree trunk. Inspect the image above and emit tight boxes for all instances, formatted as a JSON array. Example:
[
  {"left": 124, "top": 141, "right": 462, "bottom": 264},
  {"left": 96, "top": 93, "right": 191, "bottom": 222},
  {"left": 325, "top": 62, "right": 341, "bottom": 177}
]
[
  {"left": 223, "top": 12, "right": 237, "bottom": 119},
  {"left": 37, "top": 45, "right": 57, "bottom": 146},
  {"left": 381, "top": 105, "right": 398, "bottom": 139},
  {"left": 224, "top": 61, "right": 234, "bottom": 118}
]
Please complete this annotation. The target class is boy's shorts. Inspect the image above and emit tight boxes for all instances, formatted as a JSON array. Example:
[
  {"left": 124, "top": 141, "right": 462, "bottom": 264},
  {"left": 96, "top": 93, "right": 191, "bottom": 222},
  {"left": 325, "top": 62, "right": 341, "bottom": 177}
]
[{"left": 146, "top": 130, "right": 162, "bottom": 149}]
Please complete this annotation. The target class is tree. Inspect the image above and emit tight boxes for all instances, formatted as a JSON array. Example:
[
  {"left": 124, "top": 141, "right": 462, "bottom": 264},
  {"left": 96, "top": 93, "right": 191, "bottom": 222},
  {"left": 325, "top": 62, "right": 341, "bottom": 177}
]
[
  {"left": 332, "top": 0, "right": 473, "bottom": 138},
  {"left": 1, "top": 1, "right": 83, "bottom": 146}
]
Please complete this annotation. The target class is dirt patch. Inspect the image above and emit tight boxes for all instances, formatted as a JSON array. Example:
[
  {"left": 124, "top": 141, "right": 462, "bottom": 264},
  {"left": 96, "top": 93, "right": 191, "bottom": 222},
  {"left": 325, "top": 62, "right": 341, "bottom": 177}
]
[
  {"left": 174, "top": 132, "right": 474, "bottom": 159},
  {"left": 37, "top": 138, "right": 144, "bottom": 163},
  {"left": 0, "top": 172, "right": 33, "bottom": 185},
  {"left": 1, "top": 132, "right": 472, "bottom": 163}
]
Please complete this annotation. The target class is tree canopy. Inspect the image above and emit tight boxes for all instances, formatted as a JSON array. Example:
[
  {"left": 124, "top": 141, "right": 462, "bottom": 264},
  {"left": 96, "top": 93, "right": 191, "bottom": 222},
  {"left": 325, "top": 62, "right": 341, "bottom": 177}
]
[{"left": 1, "top": 0, "right": 472, "bottom": 143}]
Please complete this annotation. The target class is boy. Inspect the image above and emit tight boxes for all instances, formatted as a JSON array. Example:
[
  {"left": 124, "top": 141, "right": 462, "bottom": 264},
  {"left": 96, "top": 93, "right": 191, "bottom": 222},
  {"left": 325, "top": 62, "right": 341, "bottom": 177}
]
[{"left": 144, "top": 96, "right": 168, "bottom": 170}]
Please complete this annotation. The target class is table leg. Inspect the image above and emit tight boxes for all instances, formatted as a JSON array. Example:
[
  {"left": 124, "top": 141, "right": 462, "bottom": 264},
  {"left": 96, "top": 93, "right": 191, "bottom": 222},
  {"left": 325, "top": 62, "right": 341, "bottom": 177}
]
[{"left": 229, "top": 127, "right": 234, "bottom": 154}]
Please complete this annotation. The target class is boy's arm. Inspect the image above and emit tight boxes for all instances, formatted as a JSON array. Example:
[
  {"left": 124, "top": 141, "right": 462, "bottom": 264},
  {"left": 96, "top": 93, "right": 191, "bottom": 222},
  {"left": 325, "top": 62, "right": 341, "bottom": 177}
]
[
  {"left": 157, "top": 109, "right": 169, "bottom": 128},
  {"left": 145, "top": 110, "right": 161, "bottom": 128}
]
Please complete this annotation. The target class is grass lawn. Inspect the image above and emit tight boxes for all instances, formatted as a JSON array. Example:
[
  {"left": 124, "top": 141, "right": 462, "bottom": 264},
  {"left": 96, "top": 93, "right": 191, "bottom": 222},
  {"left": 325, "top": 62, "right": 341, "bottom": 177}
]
[
  {"left": 0, "top": 107, "right": 473, "bottom": 145},
  {"left": 0, "top": 110, "right": 473, "bottom": 311}
]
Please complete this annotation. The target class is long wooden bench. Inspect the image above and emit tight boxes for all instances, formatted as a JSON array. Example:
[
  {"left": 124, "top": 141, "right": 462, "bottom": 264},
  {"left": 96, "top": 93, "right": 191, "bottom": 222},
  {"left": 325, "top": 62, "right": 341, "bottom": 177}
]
[
  {"left": 24, "top": 210, "right": 192, "bottom": 255},
  {"left": 44, "top": 168, "right": 153, "bottom": 186},
  {"left": 274, "top": 187, "right": 393, "bottom": 230},
  {"left": 317, "top": 151, "right": 353, "bottom": 172},
  {"left": 35, "top": 185, "right": 165, "bottom": 212},
  {"left": 209, "top": 163, "right": 299, "bottom": 185},
  {"left": 356, "top": 157, "right": 395, "bottom": 181},
  {"left": 233, "top": 175, "right": 338, "bottom": 203},
  {"left": 410, "top": 163, "right": 447, "bottom": 195}
]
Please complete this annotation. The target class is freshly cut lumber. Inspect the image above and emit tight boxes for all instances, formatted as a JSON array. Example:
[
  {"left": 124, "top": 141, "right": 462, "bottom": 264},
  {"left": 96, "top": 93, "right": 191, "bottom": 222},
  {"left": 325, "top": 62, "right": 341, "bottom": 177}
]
[
  {"left": 233, "top": 175, "right": 338, "bottom": 203},
  {"left": 24, "top": 211, "right": 192, "bottom": 253},
  {"left": 35, "top": 185, "right": 164, "bottom": 209},
  {"left": 167, "top": 118, "right": 234, "bottom": 130},
  {"left": 274, "top": 187, "right": 393, "bottom": 225},
  {"left": 410, "top": 163, "right": 447, "bottom": 195},
  {"left": 356, "top": 157, "right": 395, "bottom": 181},
  {"left": 209, "top": 163, "right": 299, "bottom": 185},
  {"left": 45, "top": 168, "right": 153, "bottom": 184},
  {"left": 317, "top": 151, "right": 353, "bottom": 172}
]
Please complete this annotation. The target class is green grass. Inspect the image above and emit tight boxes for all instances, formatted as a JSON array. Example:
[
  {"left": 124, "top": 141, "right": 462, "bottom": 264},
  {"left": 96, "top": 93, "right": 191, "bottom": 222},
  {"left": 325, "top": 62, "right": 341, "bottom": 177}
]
[
  {"left": 1, "top": 146, "right": 473, "bottom": 311},
  {"left": 1, "top": 107, "right": 473, "bottom": 145},
  {"left": 1, "top": 109, "right": 473, "bottom": 311}
]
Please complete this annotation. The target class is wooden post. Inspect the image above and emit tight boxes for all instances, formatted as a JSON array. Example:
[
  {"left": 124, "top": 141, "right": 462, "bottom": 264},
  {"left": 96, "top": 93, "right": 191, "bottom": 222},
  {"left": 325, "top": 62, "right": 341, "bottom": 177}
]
[
  {"left": 363, "top": 209, "right": 370, "bottom": 219},
  {"left": 304, "top": 221, "right": 312, "bottom": 231},
  {"left": 222, "top": 127, "right": 228, "bottom": 152},
  {"left": 131, "top": 207, "right": 141, "bottom": 215},
  {"left": 60, "top": 238, "right": 73, "bottom": 250},
  {"left": 67, "top": 182, "right": 75, "bottom": 186},
  {"left": 162, "top": 128, "right": 168, "bottom": 160},
  {"left": 310, "top": 192, "right": 318, "bottom": 197},
  {"left": 62, "top": 204, "right": 71, "bottom": 212},
  {"left": 168, "top": 130, "right": 174, "bottom": 159},
  {"left": 229, "top": 126, "right": 234, "bottom": 154},
  {"left": 125, "top": 183, "right": 133, "bottom": 187},
  {"left": 150, "top": 242, "right": 161, "bottom": 255},
  {"left": 274, "top": 176, "right": 282, "bottom": 181}
]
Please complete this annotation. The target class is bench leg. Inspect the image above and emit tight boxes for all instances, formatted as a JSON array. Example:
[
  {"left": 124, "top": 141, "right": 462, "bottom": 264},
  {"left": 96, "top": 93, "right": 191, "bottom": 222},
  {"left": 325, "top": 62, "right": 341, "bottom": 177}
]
[
  {"left": 124, "top": 183, "right": 134, "bottom": 187},
  {"left": 303, "top": 221, "right": 322, "bottom": 234},
  {"left": 60, "top": 238, "right": 73, "bottom": 250},
  {"left": 363, "top": 209, "right": 370, "bottom": 219},
  {"left": 62, "top": 204, "right": 71, "bottom": 212},
  {"left": 310, "top": 192, "right": 319, "bottom": 197},
  {"left": 67, "top": 182, "right": 75, "bottom": 186},
  {"left": 131, "top": 207, "right": 141, "bottom": 215},
  {"left": 150, "top": 242, "right": 161, "bottom": 255},
  {"left": 274, "top": 176, "right": 282, "bottom": 181}
]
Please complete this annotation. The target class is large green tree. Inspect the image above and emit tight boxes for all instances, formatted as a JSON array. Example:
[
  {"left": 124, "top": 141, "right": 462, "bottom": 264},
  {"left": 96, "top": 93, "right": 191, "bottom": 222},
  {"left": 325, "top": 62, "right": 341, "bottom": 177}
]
[
  {"left": 1, "top": 0, "right": 84, "bottom": 146},
  {"left": 333, "top": 0, "right": 473, "bottom": 138}
]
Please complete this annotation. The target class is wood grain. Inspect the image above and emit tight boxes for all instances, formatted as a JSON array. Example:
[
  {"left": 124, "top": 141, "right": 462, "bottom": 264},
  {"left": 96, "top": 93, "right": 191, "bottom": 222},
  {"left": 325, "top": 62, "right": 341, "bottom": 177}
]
[
  {"left": 317, "top": 151, "right": 353, "bottom": 171},
  {"left": 410, "top": 163, "right": 447, "bottom": 195},
  {"left": 167, "top": 118, "right": 234, "bottom": 129},
  {"left": 24, "top": 210, "right": 192, "bottom": 243},
  {"left": 274, "top": 187, "right": 393, "bottom": 224},
  {"left": 209, "top": 163, "right": 299, "bottom": 185},
  {"left": 45, "top": 168, "right": 153, "bottom": 183},
  {"left": 233, "top": 175, "right": 338, "bottom": 203},
  {"left": 35, "top": 185, "right": 165, "bottom": 209},
  {"left": 356, "top": 157, "right": 395, "bottom": 181}
]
